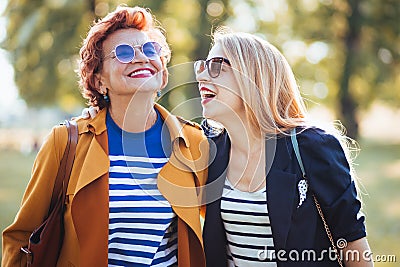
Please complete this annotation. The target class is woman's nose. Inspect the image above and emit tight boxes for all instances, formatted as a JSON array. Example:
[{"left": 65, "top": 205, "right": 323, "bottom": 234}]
[
  {"left": 195, "top": 66, "right": 210, "bottom": 82},
  {"left": 131, "top": 47, "right": 149, "bottom": 63}
]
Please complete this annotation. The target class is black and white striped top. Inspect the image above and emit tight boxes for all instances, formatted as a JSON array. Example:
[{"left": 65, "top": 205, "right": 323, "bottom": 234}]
[{"left": 221, "top": 179, "right": 277, "bottom": 267}]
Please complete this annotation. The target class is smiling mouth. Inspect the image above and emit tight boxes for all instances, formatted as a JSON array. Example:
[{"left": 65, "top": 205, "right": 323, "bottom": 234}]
[
  {"left": 128, "top": 69, "right": 155, "bottom": 77},
  {"left": 200, "top": 88, "right": 216, "bottom": 100}
]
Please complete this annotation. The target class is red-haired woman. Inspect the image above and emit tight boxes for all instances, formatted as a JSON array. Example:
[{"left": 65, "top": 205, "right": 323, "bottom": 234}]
[{"left": 2, "top": 6, "right": 207, "bottom": 267}]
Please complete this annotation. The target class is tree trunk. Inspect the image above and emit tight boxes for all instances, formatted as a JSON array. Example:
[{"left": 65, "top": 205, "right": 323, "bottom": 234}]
[
  {"left": 339, "top": 0, "right": 362, "bottom": 139},
  {"left": 194, "top": 0, "right": 213, "bottom": 60},
  {"left": 90, "top": 0, "right": 95, "bottom": 12}
]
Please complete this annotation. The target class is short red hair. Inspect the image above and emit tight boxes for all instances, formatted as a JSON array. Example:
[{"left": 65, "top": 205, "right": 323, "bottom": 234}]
[{"left": 78, "top": 6, "right": 171, "bottom": 108}]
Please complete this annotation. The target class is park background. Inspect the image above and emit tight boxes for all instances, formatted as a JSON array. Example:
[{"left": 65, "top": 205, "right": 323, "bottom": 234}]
[{"left": 0, "top": 0, "right": 399, "bottom": 265}]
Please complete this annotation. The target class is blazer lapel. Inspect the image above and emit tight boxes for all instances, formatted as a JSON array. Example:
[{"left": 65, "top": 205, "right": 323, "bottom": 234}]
[{"left": 266, "top": 136, "right": 297, "bottom": 250}]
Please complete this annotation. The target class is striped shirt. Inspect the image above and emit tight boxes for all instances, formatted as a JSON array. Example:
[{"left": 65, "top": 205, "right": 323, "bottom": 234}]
[
  {"left": 221, "top": 179, "right": 277, "bottom": 267},
  {"left": 107, "top": 111, "right": 177, "bottom": 266}
]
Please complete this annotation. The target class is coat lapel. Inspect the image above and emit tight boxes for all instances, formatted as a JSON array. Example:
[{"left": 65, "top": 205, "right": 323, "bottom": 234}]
[
  {"left": 74, "top": 136, "right": 109, "bottom": 194},
  {"left": 266, "top": 136, "right": 297, "bottom": 250},
  {"left": 70, "top": 110, "right": 110, "bottom": 266},
  {"left": 155, "top": 104, "right": 207, "bottom": 247},
  {"left": 157, "top": 140, "right": 204, "bottom": 246},
  {"left": 66, "top": 109, "right": 109, "bottom": 195}
]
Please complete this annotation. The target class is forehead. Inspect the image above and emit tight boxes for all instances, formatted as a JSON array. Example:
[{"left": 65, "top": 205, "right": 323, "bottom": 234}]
[
  {"left": 207, "top": 42, "right": 226, "bottom": 60},
  {"left": 103, "top": 28, "right": 150, "bottom": 51}
]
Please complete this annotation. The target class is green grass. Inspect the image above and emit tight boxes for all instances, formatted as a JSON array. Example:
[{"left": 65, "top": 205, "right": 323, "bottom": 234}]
[
  {"left": 0, "top": 149, "right": 35, "bottom": 231},
  {"left": 354, "top": 140, "right": 400, "bottom": 266},
  {"left": 1, "top": 140, "right": 399, "bottom": 265}
]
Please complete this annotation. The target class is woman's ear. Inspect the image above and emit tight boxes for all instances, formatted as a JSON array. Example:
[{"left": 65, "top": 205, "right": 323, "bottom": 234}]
[
  {"left": 161, "top": 68, "right": 169, "bottom": 89},
  {"left": 94, "top": 73, "right": 105, "bottom": 94}
]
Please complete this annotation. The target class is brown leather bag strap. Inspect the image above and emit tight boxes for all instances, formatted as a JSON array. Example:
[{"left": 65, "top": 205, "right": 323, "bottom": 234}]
[{"left": 48, "top": 120, "right": 79, "bottom": 215}]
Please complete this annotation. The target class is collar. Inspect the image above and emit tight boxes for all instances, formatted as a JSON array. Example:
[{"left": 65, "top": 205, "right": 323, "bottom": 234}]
[
  {"left": 76, "top": 108, "right": 107, "bottom": 136},
  {"left": 76, "top": 103, "right": 190, "bottom": 147},
  {"left": 154, "top": 103, "right": 190, "bottom": 147}
]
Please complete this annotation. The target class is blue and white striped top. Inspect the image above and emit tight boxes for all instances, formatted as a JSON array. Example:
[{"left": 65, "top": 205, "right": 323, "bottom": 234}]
[
  {"left": 221, "top": 179, "right": 277, "bottom": 267},
  {"left": 106, "top": 111, "right": 177, "bottom": 266}
]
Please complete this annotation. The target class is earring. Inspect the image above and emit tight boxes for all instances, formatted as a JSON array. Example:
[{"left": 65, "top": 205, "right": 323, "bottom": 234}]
[
  {"left": 102, "top": 91, "right": 110, "bottom": 103},
  {"left": 157, "top": 90, "right": 161, "bottom": 98}
]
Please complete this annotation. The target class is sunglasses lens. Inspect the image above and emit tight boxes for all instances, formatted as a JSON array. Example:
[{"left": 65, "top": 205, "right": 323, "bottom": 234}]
[
  {"left": 115, "top": 44, "right": 134, "bottom": 63},
  {"left": 209, "top": 59, "right": 222, "bottom": 78},
  {"left": 143, "top": 42, "right": 161, "bottom": 59},
  {"left": 194, "top": 60, "right": 204, "bottom": 74}
]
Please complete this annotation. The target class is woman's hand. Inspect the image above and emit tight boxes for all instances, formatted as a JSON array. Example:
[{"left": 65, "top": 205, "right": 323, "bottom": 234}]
[
  {"left": 80, "top": 106, "right": 99, "bottom": 119},
  {"left": 342, "top": 237, "right": 374, "bottom": 266}
]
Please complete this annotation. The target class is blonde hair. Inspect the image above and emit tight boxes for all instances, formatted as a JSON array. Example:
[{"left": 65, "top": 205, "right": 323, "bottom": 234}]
[
  {"left": 211, "top": 28, "right": 365, "bottom": 196},
  {"left": 212, "top": 27, "right": 307, "bottom": 134}
]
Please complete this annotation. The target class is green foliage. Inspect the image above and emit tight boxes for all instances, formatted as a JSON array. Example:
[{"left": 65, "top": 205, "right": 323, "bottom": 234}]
[
  {"left": 158, "top": 0, "right": 231, "bottom": 114},
  {"left": 235, "top": 0, "right": 399, "bottom": 138},
  {"left": 285, "top": 0, "right": 400, "bottom": 110},
  {"left": 2, "top": 0, "right": 93, "bottom": 110}
]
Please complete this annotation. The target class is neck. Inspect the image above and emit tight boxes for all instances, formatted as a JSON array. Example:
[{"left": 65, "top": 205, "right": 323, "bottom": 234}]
[
  {"left": 227, "top": 127, "right": 264, "bottom": 157},
  {"left": 219, "top": 113, "right": 264, "bottom": 154},
  {"left": 221, "top": 114, "right": 266, "bottom": 192},
  {"left": 108, "top": 93, "right": 157, "bottom": 133}
]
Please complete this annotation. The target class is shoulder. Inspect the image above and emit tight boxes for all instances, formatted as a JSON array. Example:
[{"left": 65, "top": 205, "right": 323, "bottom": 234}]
[
  {"left": 295, "top": 126, "right": 351, "bottom": 176},
  {"left": 297, "top": 126, "right": 329, "bottom": 141},
  {"left": 294, "top": 126, "right": 353, "bottom": 193},
  {"left": 177, "top": 116, "right": 202, "bottom": 130},
  {"left": 296, "top": 126, "right": 344, "bottom": 152},
  {"left": 33, "top": 122, "right": 70, "bottom": 166},
  {"left": 47, "top": 122, "right": 69, "bottom": 146}
]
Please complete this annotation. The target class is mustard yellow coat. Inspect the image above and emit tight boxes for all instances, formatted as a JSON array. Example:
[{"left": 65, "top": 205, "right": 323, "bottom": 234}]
[{"left": 2, "top": 104, "right": 208, "bottom": 267}]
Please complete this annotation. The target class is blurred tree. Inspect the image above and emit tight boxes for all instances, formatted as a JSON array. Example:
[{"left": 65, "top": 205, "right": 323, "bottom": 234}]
[
  {"left": 293, "top": 0, "right": 400, "bottom": 139},
  {"left": 338, "top": 0, "right": 362, "bottom": 140},
  {"left": 3, "top": 0, "right": 397, "bottom": 136},
  {"left": 1, "top": 0, "right": 230, "bottom": 116},
  {"left": 193, "top": 0, "right": 231, "bottom": 61},
  {"left": 2, "top": 0, "right": 95, "bottom": 112},
  {"left": 244, "top": 0, "right": 399, "bottom": 139},
  {"left": 157, "top": 0, "right": 231, "bottom": 120}
]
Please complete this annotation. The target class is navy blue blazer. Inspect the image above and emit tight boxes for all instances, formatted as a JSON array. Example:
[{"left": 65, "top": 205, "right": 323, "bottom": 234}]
[{"left": 202, "top": 125, "right": 366, "bottom": 267}]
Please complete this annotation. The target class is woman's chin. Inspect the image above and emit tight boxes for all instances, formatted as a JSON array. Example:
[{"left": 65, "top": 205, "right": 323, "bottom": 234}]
[{"left": 202, "top": 110, "right": 213, "bottom": 120}]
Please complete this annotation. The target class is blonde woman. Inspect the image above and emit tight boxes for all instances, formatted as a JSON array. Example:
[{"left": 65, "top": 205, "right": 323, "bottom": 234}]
[{"left": 195, "top": 28, "right": 372, "bottom": 267}]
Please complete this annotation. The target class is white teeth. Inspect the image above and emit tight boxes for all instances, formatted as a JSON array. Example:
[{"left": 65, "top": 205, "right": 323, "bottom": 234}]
[
  {"left": 130, "top": 69, "right": 152, "bottom": 76},
  {"left": 200, "top": 90, "right": 216, "bottom": 99}
]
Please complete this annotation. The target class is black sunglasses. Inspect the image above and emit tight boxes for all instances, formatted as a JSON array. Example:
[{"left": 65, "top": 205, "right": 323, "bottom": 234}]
[
  {"left": 105, "top": 42, "right": 162, "bottom": 63},
  {"left": 194, "top": 57, "right": 231, "bottom": 78}
]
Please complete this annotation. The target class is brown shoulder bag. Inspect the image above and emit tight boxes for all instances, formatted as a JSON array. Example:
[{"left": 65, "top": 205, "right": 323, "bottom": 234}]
[{"left": 20, "top": 120, "right": 78, "bottom": 267}]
